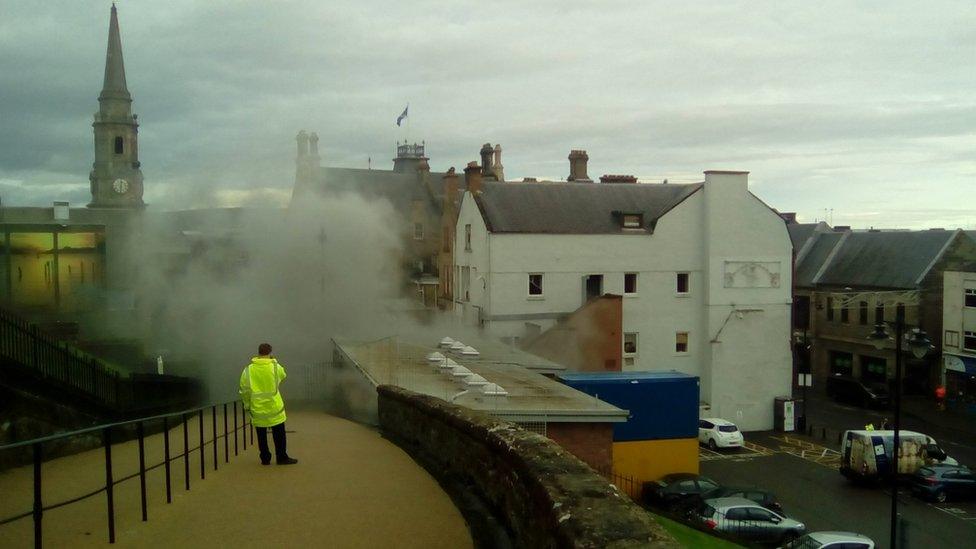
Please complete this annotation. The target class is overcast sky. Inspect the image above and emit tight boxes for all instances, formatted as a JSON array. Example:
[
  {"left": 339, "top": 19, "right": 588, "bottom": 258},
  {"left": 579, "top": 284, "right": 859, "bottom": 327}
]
[{"left": 1, "top": 1, "right": 973, "bottom": 228}]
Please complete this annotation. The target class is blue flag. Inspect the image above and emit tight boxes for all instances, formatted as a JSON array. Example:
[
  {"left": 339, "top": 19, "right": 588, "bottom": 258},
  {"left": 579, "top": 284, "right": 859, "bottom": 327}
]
[{"left": 396, "top": 105, "right": 408, "bottom": 126}]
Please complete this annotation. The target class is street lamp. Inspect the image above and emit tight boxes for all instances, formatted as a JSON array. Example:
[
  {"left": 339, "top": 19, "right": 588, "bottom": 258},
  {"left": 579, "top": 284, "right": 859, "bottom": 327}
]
[{"left": 867, "top": 317, "right": 932, "bottom": 549}]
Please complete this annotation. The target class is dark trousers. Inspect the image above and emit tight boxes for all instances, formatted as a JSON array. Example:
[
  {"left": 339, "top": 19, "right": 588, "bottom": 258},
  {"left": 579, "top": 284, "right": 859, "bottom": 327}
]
[{"left": 255, "top": 423, "right": 287, "bottom": 463}]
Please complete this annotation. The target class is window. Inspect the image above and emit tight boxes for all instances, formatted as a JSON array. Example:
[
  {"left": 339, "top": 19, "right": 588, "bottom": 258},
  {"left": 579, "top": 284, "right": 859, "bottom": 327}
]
[
  {"left": 699, "top": 420, "right": 713, "bottom": 429},
  {"left": 114, "top": 136, "right": 124, "bottom": 154},
  {"left": 584, "top": 274, "right": 603, "bottom": 300},
  {"left": 621, "top": 213, "right": 642, "bottom": 228},
  {"left": 859, "top": 301, "right": 868, "bottom": 325},
  {"left": 826, "top": 297, "right": 834, "bottom": 321},
  {"left": 461, "top": 266, "right": 471, "bottom": 301},
  {"left": 896, "top": 303, "right": 906, "bottom": 322},
  {"left": 724, "top": 508, "right": 749, "bottom": 521},
  {"left": 413, "top": 222, "right": 424, "bottom": 240},
  {"left": 946, "top": 330, "right": 959, "bottom": 347},
  {"left": 746, "top": 508, "right": 776, "bottom": 522},
  {"left": 965, "top": 331, "right": 976, "bottom": 352},
  {"left": 966, "top": 288, "right": 976, "bottom": 308},
  {"left": 623, "top": 332, "right": 637, "bottom": 367},
  {"left": 624, "top": 273, "right": 638, "bottom": 295},
  {"left": 464, "top": 224, "right": 471, "bottom": 251},
  {"left": 676, "top": 272, "right": 689, "bottom": 294},
  {"left": 841, "top": 306, "right": 849, "bottom": 324},
  {"left": 675, "top": 332, "right": 689, "bottom": 353},
  {"left": 875, "top": 303, "right": 884, "bottom": 324},
  {"left": 528, "top": 273, "right": 543, "bottom": 296}
]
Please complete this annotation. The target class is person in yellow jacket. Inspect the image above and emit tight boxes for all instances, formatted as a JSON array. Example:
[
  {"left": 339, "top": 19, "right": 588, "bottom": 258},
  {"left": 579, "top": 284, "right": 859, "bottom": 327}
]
[{"left": 239, "top": 343, "right": 298, "bottom": 465}]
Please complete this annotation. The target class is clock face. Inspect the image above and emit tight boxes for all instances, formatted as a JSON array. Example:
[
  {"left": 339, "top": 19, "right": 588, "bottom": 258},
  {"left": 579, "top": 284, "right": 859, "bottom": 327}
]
[{"left": 113, "top": 178, "right": 129, "bottom": 194}]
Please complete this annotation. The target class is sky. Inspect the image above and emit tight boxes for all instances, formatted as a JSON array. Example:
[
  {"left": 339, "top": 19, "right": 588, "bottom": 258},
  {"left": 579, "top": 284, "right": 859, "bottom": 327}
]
[{"left": 0, "top": 0, "right": 973, "bottom": 228}]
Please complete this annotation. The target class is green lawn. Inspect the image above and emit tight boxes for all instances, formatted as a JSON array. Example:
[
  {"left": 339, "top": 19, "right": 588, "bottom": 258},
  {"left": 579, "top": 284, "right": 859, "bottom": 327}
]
[{"left": 652, "top": 513, "right": 744, "bottom": 548}]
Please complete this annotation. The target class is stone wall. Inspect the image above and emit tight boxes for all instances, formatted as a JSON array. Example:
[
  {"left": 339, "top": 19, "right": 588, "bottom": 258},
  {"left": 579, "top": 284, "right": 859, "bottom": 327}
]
[{"left": 377, "top": 385, "right": 676, "bottom": 549}]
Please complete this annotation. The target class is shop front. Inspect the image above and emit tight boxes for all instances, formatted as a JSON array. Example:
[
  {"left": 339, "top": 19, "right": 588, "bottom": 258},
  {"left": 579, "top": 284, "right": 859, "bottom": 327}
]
[{"left": 944, "top": 353, "right": 976, "bottom": 416}]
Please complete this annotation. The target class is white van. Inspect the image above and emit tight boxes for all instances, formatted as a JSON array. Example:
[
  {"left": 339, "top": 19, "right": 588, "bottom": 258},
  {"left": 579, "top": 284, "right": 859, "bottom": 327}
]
[{"left": 840, "top": 430, "right": 957, "bottom": 481}]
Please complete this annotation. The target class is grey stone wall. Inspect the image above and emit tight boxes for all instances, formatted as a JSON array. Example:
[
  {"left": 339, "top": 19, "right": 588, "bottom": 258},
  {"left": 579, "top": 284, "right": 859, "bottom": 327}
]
[{"left": 377, "top": 385, "right": 677, "bottom": 549}]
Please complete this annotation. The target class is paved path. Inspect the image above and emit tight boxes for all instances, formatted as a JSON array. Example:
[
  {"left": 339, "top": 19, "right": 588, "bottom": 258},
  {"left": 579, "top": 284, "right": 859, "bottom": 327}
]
[{"left": 0, "top": 410, "right": 472, "bottom": 548}]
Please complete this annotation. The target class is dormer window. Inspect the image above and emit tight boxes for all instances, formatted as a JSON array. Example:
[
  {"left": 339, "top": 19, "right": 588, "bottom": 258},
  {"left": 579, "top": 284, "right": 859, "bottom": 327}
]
[{"left": 622, "top": 213, "right": 642, "bottom": 229}]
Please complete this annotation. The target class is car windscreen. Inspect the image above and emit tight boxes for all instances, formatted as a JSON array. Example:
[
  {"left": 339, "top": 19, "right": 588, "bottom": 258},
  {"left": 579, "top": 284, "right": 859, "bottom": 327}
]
[
  {"left": 868, "top": 383, "right": 889, "bottom": 395},
  {"left": 718, "top": 425, "right": 738, "bottom": 433}
]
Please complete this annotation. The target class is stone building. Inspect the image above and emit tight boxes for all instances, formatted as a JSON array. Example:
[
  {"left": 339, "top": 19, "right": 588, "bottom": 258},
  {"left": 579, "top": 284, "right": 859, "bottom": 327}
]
[{"left": 790, "top": 225, "right": 976, "bottom": 394}]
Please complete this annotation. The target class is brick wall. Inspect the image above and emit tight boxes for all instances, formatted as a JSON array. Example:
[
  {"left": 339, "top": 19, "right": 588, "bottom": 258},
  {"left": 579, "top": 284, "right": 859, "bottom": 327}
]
[
  {"left": 546, "top": 422, "right": 613, "bottom": 472},
  {"left": 377, "top": 385, "right": 676, "bottom": 549}
]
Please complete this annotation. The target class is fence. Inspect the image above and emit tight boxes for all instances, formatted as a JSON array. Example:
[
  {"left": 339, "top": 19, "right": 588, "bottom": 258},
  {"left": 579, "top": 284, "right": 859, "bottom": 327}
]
[
  {"left": 0, "top": 401, "right": 252, "bottom": 548},
  {"left": 595, "top": 467, "right": 643, "bottom": 502},
  {"left": 0, "top": 307, "right": 201, "bottom": 414}
]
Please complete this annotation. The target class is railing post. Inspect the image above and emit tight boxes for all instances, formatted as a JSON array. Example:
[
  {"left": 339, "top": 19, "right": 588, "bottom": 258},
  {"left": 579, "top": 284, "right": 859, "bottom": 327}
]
[
  {"left": 199, "top": 409, "right": 205, "bottom": 480},
  {"left": 223, "top": 403, "right": 229, "bottom": 463},
  {"left": 233, "top": 401, "right": 239, "bottom": 456},
  {"left": 113, "top": 371, "right": 121, "bottom": 410},
  {"left": 241, "top": 404, "right": 247, "bottom": 451},
  {"left": 137, "top": 421, "right": 147, "bottom": 522},
  {"left": 211, "top": 406, "right": 218, "bottom": 471},
  {"left": 103, "top": 427, "right": 115, "bottom": 544},
  {"left": 163, "top": 416, "right": 172, "bottom": 504},
  {"left": 182, "top": 413, "right": 190, "bottom": 491},
  {"left": 32, "top": 442, "right": 42, "bottom": 549}
]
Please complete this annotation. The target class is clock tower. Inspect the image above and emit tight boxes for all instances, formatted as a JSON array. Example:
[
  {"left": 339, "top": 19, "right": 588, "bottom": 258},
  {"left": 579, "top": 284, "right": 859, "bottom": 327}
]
[{"left": 89, "top": 4, "right": 144, "bottom": 208}]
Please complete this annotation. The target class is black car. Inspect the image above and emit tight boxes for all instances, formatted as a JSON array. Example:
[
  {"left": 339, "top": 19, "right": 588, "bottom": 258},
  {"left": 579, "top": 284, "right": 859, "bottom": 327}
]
[
  {"left": 700, "top": 486, "right": 784, "bottom": 514},
  {"left": 825, "top": 375, "right": 890, "bottom": 408},
  {"left": 642, "top": 473, "right": 720, "bottom": 509},
  {"left": 911, "top": 465, "right": 976, "bottom": 503}
]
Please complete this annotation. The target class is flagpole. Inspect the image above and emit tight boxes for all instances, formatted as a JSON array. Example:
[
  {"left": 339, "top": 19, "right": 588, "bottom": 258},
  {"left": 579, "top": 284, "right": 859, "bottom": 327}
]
[{"left": 406, "top": 103, "right": 411, "bottom": 143}]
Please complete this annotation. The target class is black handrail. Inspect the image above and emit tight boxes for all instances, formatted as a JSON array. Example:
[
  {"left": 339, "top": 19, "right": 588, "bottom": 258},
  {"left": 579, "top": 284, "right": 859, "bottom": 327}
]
[{"left": 0, "top": 400, "right": 252, "bottom": 548}]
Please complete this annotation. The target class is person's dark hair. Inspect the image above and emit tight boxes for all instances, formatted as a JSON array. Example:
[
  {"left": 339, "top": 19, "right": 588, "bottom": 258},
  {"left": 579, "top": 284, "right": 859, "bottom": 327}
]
[{"left": 258, "top": 343, "right": 272, "bottom": 356}]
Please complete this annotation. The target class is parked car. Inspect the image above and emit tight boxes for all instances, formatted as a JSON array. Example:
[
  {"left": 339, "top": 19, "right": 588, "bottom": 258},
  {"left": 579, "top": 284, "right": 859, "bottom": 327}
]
[
  {"left": 780, "top": 531, "right": 875, "bottom": 548},
  {"left": 642, "top": 473, "right": 720, "bottom": 509},
  {"left": 695, "top": 496, "right": 805, "bottom": 544},
  {"left": 911, "top": 464, "right": 976, "bottom": 503},
  {"left": 701, "top": 486, "right": 784, "bottom": 514},
  {"left": 825, "top": 375, "right": 889, "bottom": 408},
  {"left": 699, "top": 418, "right": 744, "bottom": 450}
]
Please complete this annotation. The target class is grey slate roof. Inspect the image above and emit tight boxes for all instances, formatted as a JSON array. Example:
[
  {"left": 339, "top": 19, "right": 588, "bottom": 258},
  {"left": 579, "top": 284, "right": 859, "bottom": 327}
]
[
  {"left": 473, "top": 181, "right": 702, "bottom": 234},
  {"left": 796, "top": 230, "right": 959, "bottom": 289},
  {"left": 787, "top": 223, "right": 820, "bottom": 251},
  {"left": 292, "top": 167, "right": 448, "bottom": 211}
]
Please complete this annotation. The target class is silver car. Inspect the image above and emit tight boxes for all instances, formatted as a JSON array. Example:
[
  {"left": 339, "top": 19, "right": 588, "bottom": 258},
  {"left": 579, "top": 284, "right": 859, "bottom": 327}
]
[
  {"left": 781, "top": 531, "right": 875, "bottom": 548},
  {"left": 697, "top": 496, "right": 806, "bottom": 544}
]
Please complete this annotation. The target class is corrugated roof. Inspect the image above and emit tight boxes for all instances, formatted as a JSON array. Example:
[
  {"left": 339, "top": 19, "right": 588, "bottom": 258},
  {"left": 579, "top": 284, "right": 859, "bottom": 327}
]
[
  {"left": 473, "top": 181, "right": 702, "bottom": 234},
  {"left": 797, "top": 230, "right": 959, "bottom": 289}
]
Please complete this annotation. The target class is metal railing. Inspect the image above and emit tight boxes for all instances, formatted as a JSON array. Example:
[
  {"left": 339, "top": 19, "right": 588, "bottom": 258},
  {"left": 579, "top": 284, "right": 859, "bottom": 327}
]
[
  {"left": 0, "top": 401, "right": 252, "bottom": 548},
  {"left": 596, "top": 467, "right": 643, "bottom": 501},
  {"left": 0, "top": 307, "right": 201, "bottom": 413}
]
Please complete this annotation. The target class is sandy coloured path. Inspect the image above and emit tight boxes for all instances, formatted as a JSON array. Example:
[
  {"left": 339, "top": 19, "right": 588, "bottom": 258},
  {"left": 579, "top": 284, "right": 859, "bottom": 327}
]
[{"left": 0, "top": 410, "right": 473, "bottom": 549}]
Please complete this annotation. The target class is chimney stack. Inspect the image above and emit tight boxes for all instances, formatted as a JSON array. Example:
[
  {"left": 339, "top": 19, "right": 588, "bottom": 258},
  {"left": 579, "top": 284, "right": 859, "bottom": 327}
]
[
  {"left": 568, "top": 150, "right": 591, "bottom": 182},
  {"left": 599, "top": 174, "right": 637, "bottom": 184},
  {"left": 464, "top": 161, "right": 483, "bottom": 193},
  {"left": 296, "top": 130, "right": 309, "bottom": 158},
  {"left": 480, "top": 143, "right": 494, "bottom": 179},
  {"left": 492, "top": 144, "right": 505, "bottom": 181}
]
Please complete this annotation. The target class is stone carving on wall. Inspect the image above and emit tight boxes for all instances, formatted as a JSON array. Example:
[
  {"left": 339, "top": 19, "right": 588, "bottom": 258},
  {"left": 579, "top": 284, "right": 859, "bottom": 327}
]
[{"left": 724, "top": 261, "right": 781, "bottom": 288}]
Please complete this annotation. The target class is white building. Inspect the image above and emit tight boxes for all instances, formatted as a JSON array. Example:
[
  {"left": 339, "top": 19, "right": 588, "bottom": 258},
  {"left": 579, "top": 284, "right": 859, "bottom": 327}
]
[{"left": 453, "top": 170, "right": 793, "bottom": 431}]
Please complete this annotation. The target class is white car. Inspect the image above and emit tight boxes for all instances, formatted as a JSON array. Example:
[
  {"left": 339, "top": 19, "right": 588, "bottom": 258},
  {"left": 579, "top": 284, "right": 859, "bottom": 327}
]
[
  {"left": 699, "top": 418, "right": 744, "bottom": 450},
  {"left": 780, "top": 531, "right": 875, "bottom": 548}
]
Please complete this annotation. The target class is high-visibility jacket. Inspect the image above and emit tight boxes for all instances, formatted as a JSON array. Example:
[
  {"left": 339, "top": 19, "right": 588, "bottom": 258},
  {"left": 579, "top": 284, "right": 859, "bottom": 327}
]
[{"left": 239, "top": 357, "right": 287, "bottom": 427}]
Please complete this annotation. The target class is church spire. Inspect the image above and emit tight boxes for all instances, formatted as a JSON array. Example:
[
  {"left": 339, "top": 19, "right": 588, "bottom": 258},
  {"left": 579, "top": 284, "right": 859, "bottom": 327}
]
[{"left": 99, "top": 3, "right": 130, "bottom": 102}]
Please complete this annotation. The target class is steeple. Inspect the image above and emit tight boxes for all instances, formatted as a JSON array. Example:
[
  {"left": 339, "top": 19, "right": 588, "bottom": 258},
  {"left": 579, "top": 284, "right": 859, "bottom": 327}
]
[
  {"left": 89, "top": 3, "right": 144, "bottom": 208},
  {"left": 99, "top": 3, "right": 130, "bottom": 103}
]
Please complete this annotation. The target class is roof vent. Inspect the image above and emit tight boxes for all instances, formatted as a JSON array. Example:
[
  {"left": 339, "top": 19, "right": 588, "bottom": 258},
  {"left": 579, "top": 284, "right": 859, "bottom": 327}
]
[
  {"left": 481, "top": 383, "right": 509, "bottom": 396},
  {"left": 451, "top": 366, "right": 472, "bottom": 382},
  {"left": 465, "top": 374, "right": 488, "bottom": 387},
  {"left": 461, "top": 345, "right": 480, "bottom": 356},
  {"left": 440, "top": 358, "right": 459, "bottom": 372},
  {"left": 450, "top": 341, "right": 466, "bottom": 352},
  {"left": 440, "top": 337, "right": 455, "bottom": 348},
  {"left": 427, "top": 351, "right": 445, "bottom": 363}
]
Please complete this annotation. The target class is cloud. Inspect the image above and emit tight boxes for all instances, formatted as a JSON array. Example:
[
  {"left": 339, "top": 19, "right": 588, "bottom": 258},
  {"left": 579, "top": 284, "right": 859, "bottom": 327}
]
[{"left": 0, "top": 1, "right": 973, "bottom": 228}]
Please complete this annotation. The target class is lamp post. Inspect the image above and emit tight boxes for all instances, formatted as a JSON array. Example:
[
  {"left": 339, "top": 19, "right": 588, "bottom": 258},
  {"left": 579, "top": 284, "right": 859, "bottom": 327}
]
[{"left": 867, "top": 310, "right": 932, "bottom": 549}]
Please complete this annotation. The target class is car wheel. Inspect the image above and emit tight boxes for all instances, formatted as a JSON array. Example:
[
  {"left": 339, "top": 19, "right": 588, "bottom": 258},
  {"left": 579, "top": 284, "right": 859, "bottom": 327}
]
[
  {"left": 936, "top": 490, "right": 947, "bottom": 503},
  {"left": 708, "top": 439, "right": 718, "bottom": 451},
  {"left": 782, "top": 531, "right": 798, "bottom": 544}
]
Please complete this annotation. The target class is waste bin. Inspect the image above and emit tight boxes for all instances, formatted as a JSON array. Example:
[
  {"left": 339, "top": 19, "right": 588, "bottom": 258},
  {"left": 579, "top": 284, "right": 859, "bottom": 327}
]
[{"left": 774, "top": 396, "right": 795, "bottom": 432}]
